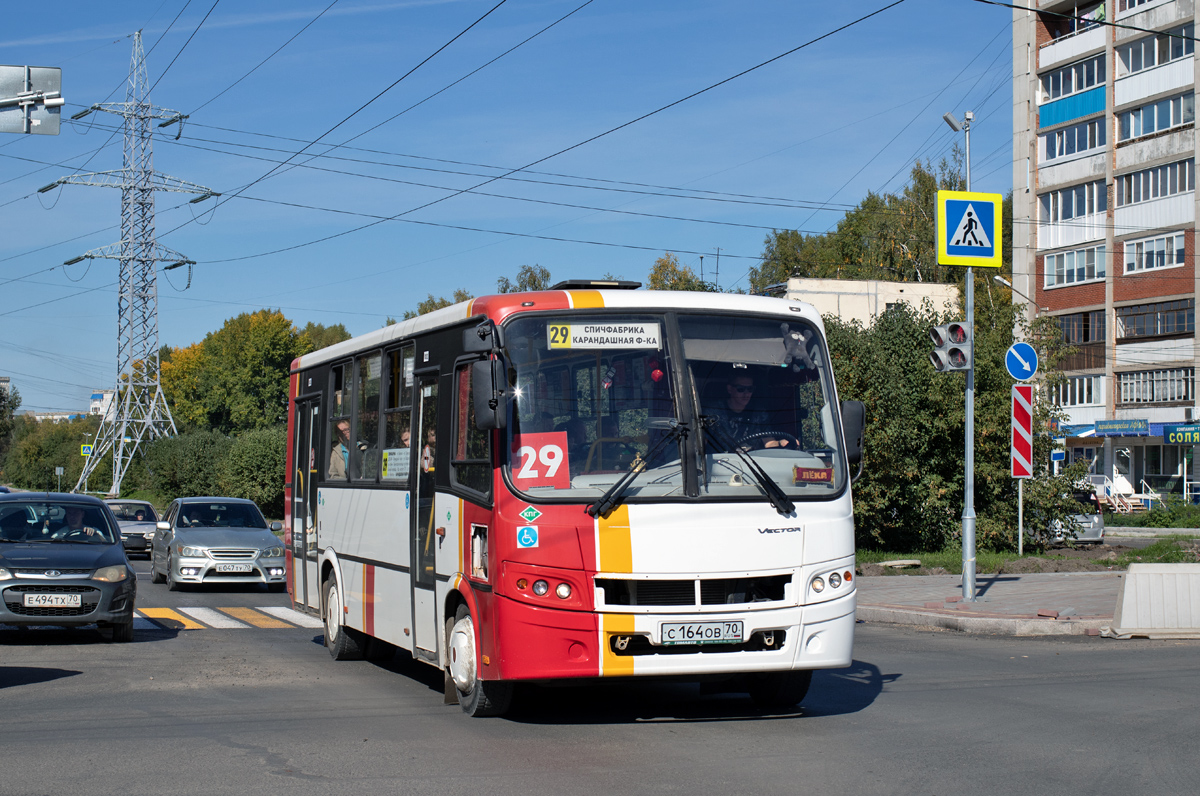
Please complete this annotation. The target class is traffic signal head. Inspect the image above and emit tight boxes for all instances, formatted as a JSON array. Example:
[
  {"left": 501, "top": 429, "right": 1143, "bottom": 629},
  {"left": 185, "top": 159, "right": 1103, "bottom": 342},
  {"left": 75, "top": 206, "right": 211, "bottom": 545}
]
[{"left": 929, "top": 322, "right": 972, "bottom": 372}]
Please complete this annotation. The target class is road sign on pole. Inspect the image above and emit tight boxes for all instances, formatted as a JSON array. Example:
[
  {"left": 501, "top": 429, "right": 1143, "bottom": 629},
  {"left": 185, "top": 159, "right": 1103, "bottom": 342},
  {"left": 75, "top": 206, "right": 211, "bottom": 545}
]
[
  {"left": 0, "top": 65, "right": 63, "bottom": 135},
  {"left": 937, "top": 190, "right": 1003, "bottom": 268},
  {"left": 81, "top": 444, "right": 92, "bottom": 457},
  {"left": 1006, "top": 342, "right": 1039, "bottom": 381},
  {"left": 1011, "top": 385, "right": 1034, "bottom": 479}
]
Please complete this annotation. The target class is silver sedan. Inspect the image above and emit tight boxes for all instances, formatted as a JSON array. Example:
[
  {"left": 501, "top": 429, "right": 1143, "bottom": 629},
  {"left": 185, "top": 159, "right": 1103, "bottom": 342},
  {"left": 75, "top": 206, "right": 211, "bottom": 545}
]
[{"left": 149, "top": 497, "right": 286, "bottom": 591}]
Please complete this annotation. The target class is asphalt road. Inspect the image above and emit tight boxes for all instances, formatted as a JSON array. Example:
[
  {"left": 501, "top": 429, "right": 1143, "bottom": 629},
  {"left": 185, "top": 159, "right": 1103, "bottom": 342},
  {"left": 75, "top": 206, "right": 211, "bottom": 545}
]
[{"left": 2, "top": 560, "right": 1199, "bottom": 795}]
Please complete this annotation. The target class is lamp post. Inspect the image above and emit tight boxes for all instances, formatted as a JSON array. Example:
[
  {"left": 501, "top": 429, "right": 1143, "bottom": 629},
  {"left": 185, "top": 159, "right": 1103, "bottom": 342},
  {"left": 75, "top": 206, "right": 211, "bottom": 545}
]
[
  {"left": 944, "top": 110, "right": 977, "bottom": 602},
  {"left": 993, "top": 274, "right": 1048, "bottom": 313}
]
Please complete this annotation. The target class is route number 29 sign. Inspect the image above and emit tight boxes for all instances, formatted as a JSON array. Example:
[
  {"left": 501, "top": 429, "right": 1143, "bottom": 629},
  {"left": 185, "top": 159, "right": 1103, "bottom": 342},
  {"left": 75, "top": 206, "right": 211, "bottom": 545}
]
[{"left": 511, "top": 432, "right": 571, "bottom": 489}]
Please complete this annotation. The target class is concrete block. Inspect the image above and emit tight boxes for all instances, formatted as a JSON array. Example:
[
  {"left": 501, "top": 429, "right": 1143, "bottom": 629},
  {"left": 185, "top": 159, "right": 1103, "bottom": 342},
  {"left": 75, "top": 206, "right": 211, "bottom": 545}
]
[
  {"left": 1102, "top": 563, "right": 1200, "bottom": 639},
  {"left": 1037, "top": 609, "right": 1059, "bottom": 618}
]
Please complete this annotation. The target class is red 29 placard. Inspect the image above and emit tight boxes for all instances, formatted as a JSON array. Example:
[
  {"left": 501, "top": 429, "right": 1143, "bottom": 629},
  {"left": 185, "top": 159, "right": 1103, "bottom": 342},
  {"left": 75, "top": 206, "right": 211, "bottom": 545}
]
[{"left": 511, "top": 432, "right": 571, "bottom": 489}]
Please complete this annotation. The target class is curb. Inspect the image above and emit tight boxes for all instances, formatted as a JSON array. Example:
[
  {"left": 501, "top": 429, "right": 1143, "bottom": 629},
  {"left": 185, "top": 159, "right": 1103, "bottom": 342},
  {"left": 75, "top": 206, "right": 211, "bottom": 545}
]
[{"left": 857, "top": 604, "right": 1110, "bottom": 637}]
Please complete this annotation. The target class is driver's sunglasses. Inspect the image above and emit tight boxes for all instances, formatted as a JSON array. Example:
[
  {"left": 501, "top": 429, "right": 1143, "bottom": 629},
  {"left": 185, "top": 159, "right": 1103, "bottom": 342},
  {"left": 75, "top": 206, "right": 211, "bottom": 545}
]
[{"left": 731, "top": 385, "right": 755, "bottom": 394}]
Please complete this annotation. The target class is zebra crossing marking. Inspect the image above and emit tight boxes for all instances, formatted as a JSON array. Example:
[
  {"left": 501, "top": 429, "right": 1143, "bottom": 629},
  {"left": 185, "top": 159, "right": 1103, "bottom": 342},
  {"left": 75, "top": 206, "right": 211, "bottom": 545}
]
[
  {"left": 137, "top": 607, "right": 205, "bottom": 630},
  {"left": 176, "top": 607, "right": 251, "bottom": 628},
  {"left": 219, "top": 606, "right": 293, "bottom": 628},
  {"left": 260, "top": 606, "right": 324, "bottom": 628}
]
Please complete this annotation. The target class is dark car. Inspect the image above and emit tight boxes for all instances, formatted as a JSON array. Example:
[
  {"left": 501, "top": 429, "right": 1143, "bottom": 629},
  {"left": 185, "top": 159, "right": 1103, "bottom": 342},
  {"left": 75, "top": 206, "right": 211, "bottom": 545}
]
[
  {"left": 0, "top": 493, "right": 136, "bottom": 641},
  {"left": 150, "top": 497, "right": 285, "bottom": 592},
  {"left": 0, "top": 486, "right": 10, "bottom": 493},
  {"left": 105, "top": 499, "right": 159, "bottom": 556}
]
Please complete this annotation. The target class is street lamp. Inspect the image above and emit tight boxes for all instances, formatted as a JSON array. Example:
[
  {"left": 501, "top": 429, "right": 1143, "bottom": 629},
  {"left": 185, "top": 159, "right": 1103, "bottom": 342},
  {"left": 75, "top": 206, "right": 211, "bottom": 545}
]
[
  {"left": 993, "top": 274, "right": 1048, "bottom": 313},
  {"left": 944, "top": 109, "right": 978, "bottom": 602}
]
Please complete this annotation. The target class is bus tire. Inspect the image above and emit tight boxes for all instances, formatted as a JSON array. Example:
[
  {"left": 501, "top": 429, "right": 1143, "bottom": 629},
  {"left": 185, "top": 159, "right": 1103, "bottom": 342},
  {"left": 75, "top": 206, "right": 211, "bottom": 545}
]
[
  {"left": 449, "top": 603, "right": 513, "bottom": 717},
  {"left": 746, "top": 669, "right": 812, "bottom": 710},
  {"left": 324, "top": 577, "right": 364, "bottom": 661}
]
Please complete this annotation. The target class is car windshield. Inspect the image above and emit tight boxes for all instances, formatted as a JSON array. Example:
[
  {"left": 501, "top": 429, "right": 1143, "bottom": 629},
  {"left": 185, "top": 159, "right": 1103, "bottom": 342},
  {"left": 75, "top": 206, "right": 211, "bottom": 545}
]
[
  {"left": 0, "top": 502, "right": 119, "bottom": 544},
  {"left": 108, "top": 502, "right": 158, "bottom": 522},
  {"left": 501, "top": 311, "right": 846, "bottom": 503},
  {"left": 178, "top": 503, "right": 267, "bottom": 529}
]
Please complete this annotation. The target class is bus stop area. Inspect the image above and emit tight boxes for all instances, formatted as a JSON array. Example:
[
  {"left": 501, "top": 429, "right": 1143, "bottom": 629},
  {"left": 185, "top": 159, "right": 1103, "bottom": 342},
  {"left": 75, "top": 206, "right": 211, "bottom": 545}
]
[{"left": 856, "top": 571, "right": 1123, "bottom": 636}]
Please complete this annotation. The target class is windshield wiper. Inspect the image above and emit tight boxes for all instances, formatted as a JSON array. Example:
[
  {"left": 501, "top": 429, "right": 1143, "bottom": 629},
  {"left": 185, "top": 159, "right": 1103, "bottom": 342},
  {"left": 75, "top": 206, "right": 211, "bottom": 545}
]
[
  {"left": 699, "top": 416, "right": 795, "bottom": 516},
  {"left": 586, "top": 419, "right": 688, "bottom": 518}
]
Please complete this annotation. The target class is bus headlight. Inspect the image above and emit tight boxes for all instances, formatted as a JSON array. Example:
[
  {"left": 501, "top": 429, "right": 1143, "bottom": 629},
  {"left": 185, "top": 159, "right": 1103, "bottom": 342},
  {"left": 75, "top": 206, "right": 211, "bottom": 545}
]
[
  {"left": 532, "top": 579, "right": 549, "bottom": 596},
  {"left": 555, "top": 583, "right": 571, "bottom": 599},
  {"left": 811, "top": 577, "right": 825, "bottom": 593},
  {"left": 829, "top": 572, "right": 842, "bottom": 588}
]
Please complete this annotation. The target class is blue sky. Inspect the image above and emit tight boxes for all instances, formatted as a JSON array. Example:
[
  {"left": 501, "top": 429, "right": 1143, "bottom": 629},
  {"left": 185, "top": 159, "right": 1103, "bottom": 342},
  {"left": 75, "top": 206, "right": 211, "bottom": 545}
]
[{"left": 1, "top": 0, "right": 1014, "bottom": 413}]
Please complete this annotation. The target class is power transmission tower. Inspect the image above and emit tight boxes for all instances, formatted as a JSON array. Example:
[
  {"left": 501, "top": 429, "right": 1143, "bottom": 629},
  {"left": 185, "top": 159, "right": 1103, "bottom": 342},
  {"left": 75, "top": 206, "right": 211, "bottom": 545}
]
[{"left": 48, "top": 31, "right": 217, "bottom": 496}]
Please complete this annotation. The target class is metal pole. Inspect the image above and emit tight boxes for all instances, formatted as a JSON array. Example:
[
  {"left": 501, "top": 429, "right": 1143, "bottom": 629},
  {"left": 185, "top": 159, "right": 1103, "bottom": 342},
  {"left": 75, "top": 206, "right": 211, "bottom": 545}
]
[
  {"left": 1018, "top": 477, "right": 1024, "bottom": 556},
  {"left": 961, "top": 115, "right": 976, "bottom": 602}
]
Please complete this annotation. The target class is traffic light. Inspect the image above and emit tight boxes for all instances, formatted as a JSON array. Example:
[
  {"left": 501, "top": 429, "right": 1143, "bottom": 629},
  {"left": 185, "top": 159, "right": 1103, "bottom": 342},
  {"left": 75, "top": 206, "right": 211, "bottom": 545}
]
[{"left": 929, "top": 322, "right": 972, "bottom": 372}]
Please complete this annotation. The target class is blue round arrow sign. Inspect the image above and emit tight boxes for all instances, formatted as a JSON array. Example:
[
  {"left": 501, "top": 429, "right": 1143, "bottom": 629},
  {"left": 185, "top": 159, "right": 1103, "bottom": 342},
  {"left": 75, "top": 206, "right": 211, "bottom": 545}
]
[{"left": 1006, "top": 342, "right": 1038, "bottom": 381}]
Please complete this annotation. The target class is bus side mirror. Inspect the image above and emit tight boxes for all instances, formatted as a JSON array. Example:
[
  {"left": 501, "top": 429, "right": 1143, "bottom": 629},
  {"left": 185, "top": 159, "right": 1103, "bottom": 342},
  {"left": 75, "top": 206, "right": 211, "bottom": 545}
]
[
  {"left": 472, "top": 357, "right": 508, "bottom": 431},
  {"left": 841, "top": 400, "right": 865, "bottom": 473},
  {"left": 463, "top": 320, "right": 505, "bottom": 353}
]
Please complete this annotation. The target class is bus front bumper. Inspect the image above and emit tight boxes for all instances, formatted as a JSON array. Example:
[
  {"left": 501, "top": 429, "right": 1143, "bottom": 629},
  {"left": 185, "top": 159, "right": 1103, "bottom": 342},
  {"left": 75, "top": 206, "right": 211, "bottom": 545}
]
[{"left": 490, "top": 590, "right": 856, "bottom": 681}]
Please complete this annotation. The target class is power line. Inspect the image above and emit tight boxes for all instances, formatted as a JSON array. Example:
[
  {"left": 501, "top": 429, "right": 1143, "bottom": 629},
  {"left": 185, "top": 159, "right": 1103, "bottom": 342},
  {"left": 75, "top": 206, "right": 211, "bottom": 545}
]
[{"left": 147, "top": 0, "right": 222, "bottom": 95}]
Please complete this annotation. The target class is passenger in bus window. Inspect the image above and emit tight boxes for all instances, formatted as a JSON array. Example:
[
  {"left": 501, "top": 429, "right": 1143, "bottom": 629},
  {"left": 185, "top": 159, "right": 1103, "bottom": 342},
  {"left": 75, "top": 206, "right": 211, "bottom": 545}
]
[
  {"left": 329, "top": 419, "right": 351, "bottom": 479},
  {"left": 705, "top": 371, "right": 791, "bottom": 449},
  {"left": 400, "top": 427, "right": 411, "bottom": 447}
]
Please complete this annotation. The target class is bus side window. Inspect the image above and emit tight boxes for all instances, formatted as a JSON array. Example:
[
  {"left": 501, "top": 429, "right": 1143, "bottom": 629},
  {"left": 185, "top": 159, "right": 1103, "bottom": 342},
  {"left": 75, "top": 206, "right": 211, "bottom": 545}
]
[
  {"left": 327, "top": 363, "right": 351, "bottom": 481},
  {"left": 453, "top": 362, "right": 491, "bottom": 498},
  {"left": 382, "top": 345, "right": 414, "bottom": 485},
  {"left": 353, "top": 353, "right": 382, "bottom": 482}
]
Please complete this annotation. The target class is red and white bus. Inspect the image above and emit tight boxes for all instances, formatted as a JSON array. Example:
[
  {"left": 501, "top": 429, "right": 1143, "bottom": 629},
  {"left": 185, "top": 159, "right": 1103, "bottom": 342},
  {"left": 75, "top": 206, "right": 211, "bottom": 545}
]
[{"left": 284, "top": 281, "right": 864, "bottom": 716}]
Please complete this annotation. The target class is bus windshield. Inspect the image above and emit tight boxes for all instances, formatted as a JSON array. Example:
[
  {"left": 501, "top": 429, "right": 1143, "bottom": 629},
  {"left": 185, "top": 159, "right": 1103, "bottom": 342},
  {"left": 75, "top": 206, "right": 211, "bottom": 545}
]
[{"left": 502, "top": 311, "right": 846, "bottom": 503}]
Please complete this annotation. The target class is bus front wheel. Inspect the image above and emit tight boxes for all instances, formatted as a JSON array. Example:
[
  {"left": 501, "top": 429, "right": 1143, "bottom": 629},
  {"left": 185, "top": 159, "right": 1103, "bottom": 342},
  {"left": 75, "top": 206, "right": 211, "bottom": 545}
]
[
  {"left": 746, "top": 669, "right": 812, "bottom": 710},
  {"left": 448, "top": 604, "right": 513, "bottom": 717},
  {"left": 324, "top": 577, "right": 364, "bottom": 661}
]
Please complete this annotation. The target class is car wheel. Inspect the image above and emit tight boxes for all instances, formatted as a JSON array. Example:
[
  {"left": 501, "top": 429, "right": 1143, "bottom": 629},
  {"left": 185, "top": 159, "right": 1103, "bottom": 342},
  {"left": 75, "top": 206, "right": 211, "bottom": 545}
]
[
  {"left": 107, "top": 617, "right": 134, "bottom": 643},
  {"left": 323, "top": 577, "right": 363, "bottom": 660},
  {"left": 449, "top": 603, "right": 513, "bottom": 717},
  {"left": 166, "top": 554, "right": 183, "bottom": 592},
  {"left": 150, "top": 555, "right": 165, "bottom": 584},
  {"left": 745, "top": 669, "right": 812, "bottom": 711}
]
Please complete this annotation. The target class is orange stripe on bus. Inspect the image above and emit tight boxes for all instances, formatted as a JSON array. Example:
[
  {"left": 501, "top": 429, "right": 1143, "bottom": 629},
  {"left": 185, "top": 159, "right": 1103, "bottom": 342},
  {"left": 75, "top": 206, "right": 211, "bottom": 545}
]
[
  {"left": 600, "top": 613, "right": 635, "bottom": 677},
  {"left": 567, "top": 290, "right": 604, "bottom": 309},
  {"left": 364, "top": 564, "right": 375, "bottom": 636},
  {"left": 597, "top": 504, "right": 632, "bottom": 574}
]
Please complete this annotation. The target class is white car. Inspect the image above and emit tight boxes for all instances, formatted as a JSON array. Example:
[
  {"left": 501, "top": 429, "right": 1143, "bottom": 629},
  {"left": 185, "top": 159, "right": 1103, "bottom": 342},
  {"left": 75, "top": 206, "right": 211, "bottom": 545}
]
[
  {"left": 149, "top": 497, "right": 285, "bottom": 591},
  {"left": 1052, "top": 491, "right": 1105, "bottom": 545}
]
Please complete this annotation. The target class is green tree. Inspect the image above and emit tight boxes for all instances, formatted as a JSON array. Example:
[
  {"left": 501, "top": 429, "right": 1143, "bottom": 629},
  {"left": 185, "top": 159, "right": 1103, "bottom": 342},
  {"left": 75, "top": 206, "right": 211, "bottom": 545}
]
[
  {"left": 497, "top": 264, "right": 552, "bottom": 293},
  {"left": 402, "top": 289, "right": 473, "bottom": 320},
  {"left": 143, "top": 430, "right": 234, "bottom": 502},
  {"left": 3, "top": 414, "right": 104, "bottom": 492},
  {"left": 298, "top": 321, "right": 352, "bottom": 352},
  {"left": 647, "top": 253, "right": 717, "bottom": 292},
  {"left": 219, "top": 426, "right": 286, "bottom": 518},
  {"left": 0, "top": 385, "right": 20, "bottom": 479}
]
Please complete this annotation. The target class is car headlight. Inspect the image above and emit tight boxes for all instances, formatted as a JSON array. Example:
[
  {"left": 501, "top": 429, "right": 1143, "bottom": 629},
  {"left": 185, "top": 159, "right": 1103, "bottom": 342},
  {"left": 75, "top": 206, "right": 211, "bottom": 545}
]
[
  {"left": 0, "top": 567, "right": 11, "bottom": 581},
  {"left": 180, "top": 545, "right": 207, "bottom": 558},
  {"left": 261, "top": 546, "right": 284, "bottom": 558},
  {"left": 92, "top": 565, "right": 128, "bottom": 582}
]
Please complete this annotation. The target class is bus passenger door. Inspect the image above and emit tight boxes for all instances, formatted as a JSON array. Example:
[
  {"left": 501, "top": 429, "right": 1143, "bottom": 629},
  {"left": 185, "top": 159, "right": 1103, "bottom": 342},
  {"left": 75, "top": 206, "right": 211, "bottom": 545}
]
[
  {"left": 412, "top": 375, "right": 439, "bottom": 654},
  {"left": 291, "top": 399, "right": 321, "bottom": 611}
]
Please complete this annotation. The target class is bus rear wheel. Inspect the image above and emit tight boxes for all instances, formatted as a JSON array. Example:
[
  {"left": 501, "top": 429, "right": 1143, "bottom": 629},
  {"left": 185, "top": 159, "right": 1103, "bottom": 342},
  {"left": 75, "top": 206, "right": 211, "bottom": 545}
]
[
  {"left": 746, "top": 669, "right": 812, "bottom": 711},
  {"left": 324, "top": 577, "right": 364, "bottom": 661},
  {"left": 448, "top": 604, "right": 512, "bottom": 717}
]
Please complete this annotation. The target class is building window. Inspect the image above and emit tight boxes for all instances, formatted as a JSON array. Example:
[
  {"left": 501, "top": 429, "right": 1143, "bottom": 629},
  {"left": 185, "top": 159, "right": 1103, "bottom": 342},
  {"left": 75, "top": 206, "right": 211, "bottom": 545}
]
[
  {"left": 1060, "top": 310, "right": 1107, "bottom": 345},
  {"left": 1043, "top": 117, "right": 1107, "bottom": 161},
  {"left": 1118, "top": 368, "right": 1195, "bottom": 403},
  {"left": 1122, "top": 232, "right": 1186, "bottom": 273},
  {"left": 1116, "top": 298, "right": 1195, "bottom": 338},
  {"left": 1116, "top": 23, "right": 1194, "bottom": 76},
  {"left": 1119, "top": 93, "right": 1195, "bottom": 141},
  {"left": 1053, "top": 375, "right": 1104, "bottom": 407},
  {"left": 1118, "top": 0, "right": 1158, "bottom": 13},
  {"left": 1039, "top": 181, "right": 1107, "bottom": 224},
  {"left": 1045, "top": 244, "right": 1106, "bottom": 287},
  {"left": 1041, "top": 54, "right": 1105, "bottom": 101},
  {"left": 1115, "top": 160, "right": 1194, "bottom": 206}
]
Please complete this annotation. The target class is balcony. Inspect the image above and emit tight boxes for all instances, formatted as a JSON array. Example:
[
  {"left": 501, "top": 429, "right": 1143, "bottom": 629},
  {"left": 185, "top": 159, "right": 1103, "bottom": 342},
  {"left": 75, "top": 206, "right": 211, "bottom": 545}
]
[
  {"left": 1062, "top": 342, "right": 1106, "bottom": 372},
  {"left": 1040, "top": 87, "right": 1106, "bottom": 129},
  {"left": 1115, "top": 58, "right": 1194, "bottom": 107},
  {"left": 1116, "top": 128, "right": 1195, "bottom": 172},
  {"left": 1039, "top": 152, "right": 1105, "bottom": 187},
  {"left": 1038, "top": 213, "right": 1106, "bottom": 250},
  {"left": 1115, "top": 337, "right": 1195, "bottom": 368},
  {"left": 1040, "top": 26, "right": 1105, "bottom": 71},
  {"left": 1114, "top": 193, "right": 1195, "bottom": 237}
]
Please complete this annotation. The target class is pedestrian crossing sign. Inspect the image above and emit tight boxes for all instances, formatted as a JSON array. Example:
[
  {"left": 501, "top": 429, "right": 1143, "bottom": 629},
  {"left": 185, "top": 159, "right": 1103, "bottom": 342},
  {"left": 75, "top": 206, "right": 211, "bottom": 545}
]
[{"left": 937, "top": 190, "right": 1002, "bottom": 268}]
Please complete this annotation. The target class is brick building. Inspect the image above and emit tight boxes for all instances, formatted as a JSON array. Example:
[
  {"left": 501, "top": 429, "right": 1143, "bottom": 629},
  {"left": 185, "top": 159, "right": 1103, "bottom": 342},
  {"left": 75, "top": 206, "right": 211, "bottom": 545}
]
[{"left": 1013, "top": 0, "right": 1200, "bottom": 499}]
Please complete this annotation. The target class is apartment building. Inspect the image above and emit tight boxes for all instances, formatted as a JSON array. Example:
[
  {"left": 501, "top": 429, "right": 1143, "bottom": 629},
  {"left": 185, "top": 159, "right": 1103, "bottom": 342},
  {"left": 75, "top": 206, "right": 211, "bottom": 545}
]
[{"left": 1013, "top": 0, "right": 1200, "bottom": 498}]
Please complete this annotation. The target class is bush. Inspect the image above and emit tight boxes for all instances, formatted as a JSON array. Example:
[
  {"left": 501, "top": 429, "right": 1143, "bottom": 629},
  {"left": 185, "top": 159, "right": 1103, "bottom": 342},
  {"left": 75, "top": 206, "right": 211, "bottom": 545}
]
[
  {"left": 144, "top": 430, "right": 234, "bottom": 502},
  {"left": 219, "top": 426, "right": 286, "bottom": 518},
  {"left": 1106, "top": 494, "right": 1200, "bottom": 529}
]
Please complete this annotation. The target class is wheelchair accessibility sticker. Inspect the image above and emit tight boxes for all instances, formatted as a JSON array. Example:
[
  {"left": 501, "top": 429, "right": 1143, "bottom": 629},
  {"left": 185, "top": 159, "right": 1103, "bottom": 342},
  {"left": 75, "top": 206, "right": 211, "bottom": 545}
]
[{"left": 517, "top": 525, "right": 539, "bottom": 549}]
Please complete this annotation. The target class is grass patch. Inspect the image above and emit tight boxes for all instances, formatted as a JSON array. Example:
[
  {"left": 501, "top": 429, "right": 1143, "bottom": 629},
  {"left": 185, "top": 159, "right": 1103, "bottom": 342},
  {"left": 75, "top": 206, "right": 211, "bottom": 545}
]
[
  {"left": 1105, "top": 539, "right": 1199, "bottom": 567},
  {"left": 856, "top": 549, "right": 1018, "bottom": 574}
]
